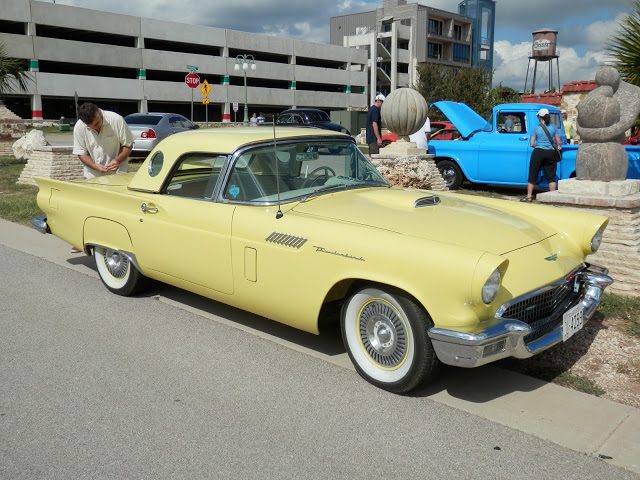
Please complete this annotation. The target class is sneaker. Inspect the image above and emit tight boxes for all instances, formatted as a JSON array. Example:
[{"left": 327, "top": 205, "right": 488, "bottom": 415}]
[{"left": 520, "top": 196, "right": 533, "bottom": 202}]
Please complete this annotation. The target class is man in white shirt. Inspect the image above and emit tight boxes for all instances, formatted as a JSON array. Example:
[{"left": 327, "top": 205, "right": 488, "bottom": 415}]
[
  {"left": 409, "top": 117, "right": 430, "bottom": 150},
  {"left": 72, "top": 102, "right": 134, "bottom": 179}
]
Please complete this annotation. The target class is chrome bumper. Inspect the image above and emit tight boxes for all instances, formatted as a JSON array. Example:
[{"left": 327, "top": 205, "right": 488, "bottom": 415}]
[
  {"left": 31, "top": 214, "right": 49, "bottom": 234},
  {"left": 428, "top": 265, "right": 613, "bottom": 368}
]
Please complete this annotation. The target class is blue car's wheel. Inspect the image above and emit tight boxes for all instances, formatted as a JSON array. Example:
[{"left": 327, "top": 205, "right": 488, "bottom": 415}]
[
  {"left": 437, "top": 160, "right": 463, "bottom": 190},
  {"left": 341, "top": 286, "right": 440, "bottom": 394}
]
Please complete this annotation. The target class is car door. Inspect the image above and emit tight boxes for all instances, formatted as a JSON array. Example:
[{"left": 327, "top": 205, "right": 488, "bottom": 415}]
[
  {"left": 131, "top": 153, "right": 234, "bottom": 294},
  {"left": 477, "top": 110, "right": 532, "bottom": 185}
]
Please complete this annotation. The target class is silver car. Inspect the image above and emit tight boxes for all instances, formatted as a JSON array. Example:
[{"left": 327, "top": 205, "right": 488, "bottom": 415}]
[{"left": 125, "top": 113, "right": 199, "bottom": 156}]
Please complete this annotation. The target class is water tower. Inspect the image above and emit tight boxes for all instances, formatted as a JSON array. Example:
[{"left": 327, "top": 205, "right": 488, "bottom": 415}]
[{"left": 523, "top": 28, "right": 560, "bottom": 94}]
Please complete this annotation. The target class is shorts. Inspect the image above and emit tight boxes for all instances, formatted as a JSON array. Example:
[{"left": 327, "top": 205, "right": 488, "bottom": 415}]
[
  {"left": 528, "top": 148, "right": 557, "bottom": 184},
  {"left": 368, "top": 143, "right": 380, "bottom": 155}
]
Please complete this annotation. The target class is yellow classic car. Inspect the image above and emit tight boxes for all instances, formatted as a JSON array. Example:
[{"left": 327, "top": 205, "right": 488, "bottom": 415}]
[{"left": 32, "top": 127, "right": 613, "bottom": 393}]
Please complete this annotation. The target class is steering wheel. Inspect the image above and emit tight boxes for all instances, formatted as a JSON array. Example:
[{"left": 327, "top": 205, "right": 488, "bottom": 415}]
[{"left": 303, "top": 166, "right": 336, "bottom": 187}]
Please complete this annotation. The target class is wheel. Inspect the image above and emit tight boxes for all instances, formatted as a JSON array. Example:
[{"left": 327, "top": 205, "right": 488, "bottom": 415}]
[
  {"left": 94, "top": 246, "right": 147, "bottom": 296},
  {"left": 437, "top": 160, "right": 464, "bottom": 190},
  {"left": 303, "top": 166, "right": 336, "bottom": 187},
  {"left": 341, "top": 286, "right": 441, "bottom": 394}
]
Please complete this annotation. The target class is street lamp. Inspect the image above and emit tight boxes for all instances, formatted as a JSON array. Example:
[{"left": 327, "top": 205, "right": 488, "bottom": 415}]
[{"left": 234, "top": 54, "right": 256, "bottom": 125}]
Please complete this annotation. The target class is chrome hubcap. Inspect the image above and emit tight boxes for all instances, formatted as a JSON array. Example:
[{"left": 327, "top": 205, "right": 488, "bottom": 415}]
[
  {"left": 440, "top": 167, "right": 456, "bottom": 186},
  {"left": 359, "top": 301, "right": 407, "bottom": 367},
  {"left": 102, "top": 248, "right": 129, "bottom": 279}
]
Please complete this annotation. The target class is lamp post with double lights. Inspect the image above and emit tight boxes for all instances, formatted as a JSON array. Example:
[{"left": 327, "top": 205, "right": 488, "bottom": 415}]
[{"left": 234, "top": 54, "right": 256, "bottom": 125}]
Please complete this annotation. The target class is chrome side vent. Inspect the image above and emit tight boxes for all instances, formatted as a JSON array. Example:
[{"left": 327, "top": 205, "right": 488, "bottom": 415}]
[
  {"left": 414, "top": 195, "right": 440, "bottom": 208},
  {"left": 265, "top": 232, "right": 308, "bottom": 249}
]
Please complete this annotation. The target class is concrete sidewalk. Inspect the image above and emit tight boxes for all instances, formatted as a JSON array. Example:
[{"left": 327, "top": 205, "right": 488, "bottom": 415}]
[{"left": 1, "top": 217, "right": 638, "bottom": 475}]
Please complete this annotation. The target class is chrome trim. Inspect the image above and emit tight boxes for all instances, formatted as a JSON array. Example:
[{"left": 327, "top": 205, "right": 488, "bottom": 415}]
[
  {"left": 88, "top": 245, "right": 144, "bottom": 275},
  {"left": 427, "top": 265, "right": 613, "bottom": 368},
  {"left": 414, "top": 195, "right": 440, "bottom": 208},
  {"left": 31, "top": 214, "right": 49, "bottom": 234},
  {"left": 265, "top": 232, "right": 307, "bottom": 248}
]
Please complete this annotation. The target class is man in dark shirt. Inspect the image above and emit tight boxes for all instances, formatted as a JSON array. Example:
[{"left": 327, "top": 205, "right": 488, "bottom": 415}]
[{"left": 366, "top": 94, "right": 385, "bottom": 155}]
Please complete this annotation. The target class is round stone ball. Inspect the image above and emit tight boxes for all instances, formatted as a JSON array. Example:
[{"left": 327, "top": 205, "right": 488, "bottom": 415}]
[{"left": 380, "top": 88, "right": 428, "bottom": 136}]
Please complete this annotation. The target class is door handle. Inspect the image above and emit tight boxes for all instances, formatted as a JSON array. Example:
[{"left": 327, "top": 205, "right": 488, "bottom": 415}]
[
  {"left": 140, "top": 203, "right": 158, "bottom": 214},
  {"left": 519, "top": 136, "right": 528, "bottom": 141}
]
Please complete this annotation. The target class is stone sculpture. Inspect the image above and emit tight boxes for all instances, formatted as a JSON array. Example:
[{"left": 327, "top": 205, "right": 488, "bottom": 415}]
[
  {"left": 380, "top": 87, "right": 429, "bottom": 143},
  {"left": 576, "top": 66, "right": 640, "bottom": 181},
  {"left": 12, "top": 128, "right": 49, "bottom": 160}
]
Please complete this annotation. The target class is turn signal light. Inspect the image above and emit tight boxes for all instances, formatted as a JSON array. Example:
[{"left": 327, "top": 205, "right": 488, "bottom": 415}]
[{"left": 141, "top": 129, "right": 156, "bottom": 139}]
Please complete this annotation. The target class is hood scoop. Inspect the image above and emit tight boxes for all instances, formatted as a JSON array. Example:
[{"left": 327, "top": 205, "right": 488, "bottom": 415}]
[{"left": 414, "top": 195, "right": 440, "bottom": 208}]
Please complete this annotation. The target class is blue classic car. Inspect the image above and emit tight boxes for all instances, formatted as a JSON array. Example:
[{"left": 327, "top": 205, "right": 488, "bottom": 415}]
[{"left": 429, "top": 102, "right": 640, "bottom": 189}]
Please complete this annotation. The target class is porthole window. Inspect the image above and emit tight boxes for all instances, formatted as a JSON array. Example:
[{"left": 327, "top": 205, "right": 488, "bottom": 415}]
[{"left": 148, "top": 151, "right": 164, "bottom": 177}]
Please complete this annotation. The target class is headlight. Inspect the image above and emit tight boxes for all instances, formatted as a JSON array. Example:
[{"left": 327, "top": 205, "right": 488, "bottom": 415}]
[
  {"left": 591, "top": 228, "right": 604, "bottom": 253},
  {"left": 481, "top": 269, "right": 501, "bottom": 304}
]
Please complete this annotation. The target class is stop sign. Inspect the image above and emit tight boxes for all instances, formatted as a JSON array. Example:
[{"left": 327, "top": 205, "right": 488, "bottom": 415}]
[{"left": 185, "top": 72, "right": 200, "bottom": 88}]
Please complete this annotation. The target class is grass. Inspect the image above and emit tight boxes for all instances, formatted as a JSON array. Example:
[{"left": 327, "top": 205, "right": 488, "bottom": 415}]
[
  {"left": 27, "top": 125, "right": 66, "bottom": 134},
  {"left": 598, "top": 293, "right": 640, "bottom": 337},
  {"left": 553, "top": 372, "right": 606, "bottom": 396},
  {"left": 0, "top": 156, "right": 39, "bottom": 226}
]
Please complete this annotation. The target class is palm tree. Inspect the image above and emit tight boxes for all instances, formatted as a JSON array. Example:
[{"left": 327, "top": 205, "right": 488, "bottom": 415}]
[
  {"left": 0, "top": 42, "right": 30, "bottom": 95},
  {"left": 608, "top": 0, "right": 640, "bottom": 87}
]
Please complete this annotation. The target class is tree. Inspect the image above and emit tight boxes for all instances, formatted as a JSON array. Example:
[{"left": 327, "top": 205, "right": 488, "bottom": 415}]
[
  {"left": 608, "top": 0, "right": 640, "bottom": 87},
  {"left": 0, "top": 42, "right": 30, "bottom": 95},
  {"left": 414, "top": 63, "right": 520, "bottom": 119}
]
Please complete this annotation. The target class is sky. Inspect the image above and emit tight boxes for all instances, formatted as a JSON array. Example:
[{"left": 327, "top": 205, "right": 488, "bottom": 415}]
[{"left": 53, "top": 0, "right": 635, "bottom": 91}]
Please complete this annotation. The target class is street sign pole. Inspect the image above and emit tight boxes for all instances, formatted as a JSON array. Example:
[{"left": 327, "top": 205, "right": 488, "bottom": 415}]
[{"left": 191, "top": 88, "right": 194, "bottom": 122}]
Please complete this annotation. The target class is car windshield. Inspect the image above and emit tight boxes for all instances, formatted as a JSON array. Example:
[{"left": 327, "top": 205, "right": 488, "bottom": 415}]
[
  {"left": 304, "top": 111, "right": 330, "bottom": 122},
  {"left": 125, "top": 114, "right": 163, "bottom": 125},
  {"left": 223, "top": 140, "right": 388, "bottom": 203}
]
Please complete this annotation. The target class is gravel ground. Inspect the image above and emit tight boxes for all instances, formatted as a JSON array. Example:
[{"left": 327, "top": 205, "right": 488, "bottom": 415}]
[{"left": 502, "top": 314, "right": 640, "bottom": 408}]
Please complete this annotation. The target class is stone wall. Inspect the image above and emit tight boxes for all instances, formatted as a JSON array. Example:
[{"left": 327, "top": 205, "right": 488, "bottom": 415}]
[
  {"left": 17, "top": 146, "right": 84, "bottom": 185},
  {"left": 370, "top": 153, "right": 448, "bottom": 191},
  {"left": 0, "top": 102, "right": 26, "bottom": 157},
  {"left": 538, "top": 180, "right": 640, "bottom": 297}
]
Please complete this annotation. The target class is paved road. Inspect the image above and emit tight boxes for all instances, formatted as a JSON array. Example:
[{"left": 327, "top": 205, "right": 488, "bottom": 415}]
[{"left": 1, "top": 243, "right": 638, "bottom": 479}]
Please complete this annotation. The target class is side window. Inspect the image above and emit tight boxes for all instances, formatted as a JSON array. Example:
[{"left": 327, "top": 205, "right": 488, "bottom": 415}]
[
  {"left": 224, "top": 146, "right": 293, "bottom": 202},
  {"left": 292, "top": 114, "right": 304, "bottom": 125},
  {"left": 278, "top": 114, "right": 292, "bottom": 124},
  {"left": 169, "top": 116, "right": 185, "bottom": 128},
  {"left": 497, "top": 113, "right": 526, "bottom": 133},
  {"left": 165, "top": 153, "right": 227, "bottom": 200}
]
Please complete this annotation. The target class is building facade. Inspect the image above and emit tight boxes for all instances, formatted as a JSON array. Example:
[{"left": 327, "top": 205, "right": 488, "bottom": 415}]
[
  {"left": 330, "top": 0, "right": 495, "bottom": 104},
  {"left": 0, "top": 0, "right": 369, "bottom": 121}
]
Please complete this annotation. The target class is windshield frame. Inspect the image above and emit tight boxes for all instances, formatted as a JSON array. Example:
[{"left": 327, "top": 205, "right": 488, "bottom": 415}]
[{"left": 218, "top": 137, "right": 389, "bottom": 206}]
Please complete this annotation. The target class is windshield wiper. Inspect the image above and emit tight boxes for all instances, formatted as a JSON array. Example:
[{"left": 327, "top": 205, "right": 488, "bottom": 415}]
[{"left": 301, "top": 181, "right": 388, "bottom": 202}]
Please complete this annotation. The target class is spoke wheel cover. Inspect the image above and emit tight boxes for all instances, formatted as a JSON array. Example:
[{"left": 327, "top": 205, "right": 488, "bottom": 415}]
[{"left": 359, "top": 300, "right": 407, "bottom": 368}]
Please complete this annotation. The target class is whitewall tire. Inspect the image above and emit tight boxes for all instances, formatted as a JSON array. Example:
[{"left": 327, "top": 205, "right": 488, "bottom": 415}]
[
  {"left": 94, "top": 246, "right": 146, "bottom": 296},
  {"left": 341, "top": 286, "right": 440, "bottom": 393}
]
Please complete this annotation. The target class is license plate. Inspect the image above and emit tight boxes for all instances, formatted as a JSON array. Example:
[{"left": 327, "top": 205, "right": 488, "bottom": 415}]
[{"left": 562, "top": 303, "right": 584, "bottom": 341}]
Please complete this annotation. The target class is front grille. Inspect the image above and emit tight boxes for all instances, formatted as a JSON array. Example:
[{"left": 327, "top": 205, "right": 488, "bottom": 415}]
[{"left": 499, "top": 282, "right": 579, "bottom": 343}]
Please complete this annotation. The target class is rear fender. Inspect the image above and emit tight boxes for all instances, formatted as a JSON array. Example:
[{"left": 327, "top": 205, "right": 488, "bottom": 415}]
[{"left": 83, "top": 217, "right": 133, "bottom": 254}]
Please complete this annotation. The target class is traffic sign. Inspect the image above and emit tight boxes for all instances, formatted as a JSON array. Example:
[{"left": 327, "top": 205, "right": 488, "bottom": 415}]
[
  {"left": 185, "top": 72, "right": 200, "bottom": 88},
  {"left": 233, "top": 102, "right": 239, "bottom": 112},
  {"left": 200, "top": 79, "right": 211, "bottom": 96},
  {"left": 202, "top": 97, "right": 210, "bottom": 105}
]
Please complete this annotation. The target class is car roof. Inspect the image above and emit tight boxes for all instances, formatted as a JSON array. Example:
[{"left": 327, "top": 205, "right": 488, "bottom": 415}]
[
  {"left": 128, "top": 127, "right": 351, "bottom": 193},
  {"left": 281, "top": 109, "right": 326, "bottom": 114}
]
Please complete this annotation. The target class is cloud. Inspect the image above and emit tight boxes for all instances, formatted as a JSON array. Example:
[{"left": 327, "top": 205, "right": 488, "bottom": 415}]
[{"left": 493, "top": 40, "right": 611, "bottom": 91}]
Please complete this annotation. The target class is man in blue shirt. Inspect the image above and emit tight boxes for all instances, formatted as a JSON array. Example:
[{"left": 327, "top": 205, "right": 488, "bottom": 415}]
[
  {"left": 522, "top": 108, "right": 562, "bottom": 202},
  {"left": 366, "top": 94, "right": 385, "bottom": 155}
]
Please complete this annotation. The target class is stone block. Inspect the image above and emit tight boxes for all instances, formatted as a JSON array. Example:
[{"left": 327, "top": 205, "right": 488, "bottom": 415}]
[
  {"left": 370, "top": 153, "right": 447, "bottom": 191},
  {"left": 558, "top": 178, "right": 640, "bottom": 196}
]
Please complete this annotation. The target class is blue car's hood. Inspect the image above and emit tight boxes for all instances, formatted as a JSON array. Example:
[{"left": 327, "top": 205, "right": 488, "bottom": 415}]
[{"left": 432, "top": 101, "right": 488, "bottom": 138}]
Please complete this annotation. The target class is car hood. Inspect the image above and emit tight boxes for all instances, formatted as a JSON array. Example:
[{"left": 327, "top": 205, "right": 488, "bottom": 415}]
[
  {"left": 432, "top": 101, "right": 488, "bottom": 138},
  {"left": 291, "top": 188, "right": 554, "bottom": 255}
]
